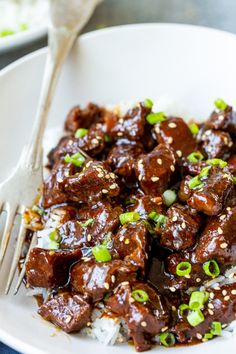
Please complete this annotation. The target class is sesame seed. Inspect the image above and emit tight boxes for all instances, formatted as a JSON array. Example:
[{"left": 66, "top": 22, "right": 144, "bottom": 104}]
[
  {"left": 138, "top": 159, "right": 143, "bottom": 165},
  {"left": 91, "top": 138, "right": 99, "bottom": 144},
  {"left": 121, "top": 281, "right": 129, "bottom": 285},
  {"left": 125, "top": 239, "right": 130, "bottom": 245},
  {"left": 65, "top": 315, "right": 72, "bottom": 324},
  {"left": 102, "top": 189, "right": 109, "bottom": 194},
  {"left": 87, "top": 234, "right": 92, "bottom": 242},
  {"left": 110, "top": 173, "right": 116, "bottom": 179},
  {"left": 208, "top": 309, "right": 214, "bottom": 315},
  {"left": 226, "top": 207, "right": 231, "bottom": 211},
  {"left": 141, "top": 321, "right": 147, "bottom": 327},
  {"left": 151, "top": 176, "right": 159, "bottom": 182},
  {"left": 167, "top": 137, "right": 173, "bottom": 144},
  {"left": 87, "top": 322, "right": 91, "bottom": 326},
  {"left": 220, "top": 242, "right": 228, "bottom": 249},
  {"left": 170, "top": 165, "right": 175, "bottom": 172},
  {"left": 157, "top": 158, "right": 162, "bottom": 165},
  {"left": 119, "top": 236, "right": 124, "bottom": 242},
  {"left": 172, "top": 216, "right": 178, "bottom": 222},
  {"left": 111, "top": 275, "right": 116, "bottom": 283},
  {"left": 228, "top": 272, "right": 235, "bottom": 278},
  {"left": 205, "top": 130, "right": 211, "bottom": 136},
  {"left": 109, "top": 183, "right": 117, "bottom": 190},
  {"left": 231, "top": 290, "right": 236, "bottom": 295},
  {"left": 57, "top": 177, "right": 64, "bottom": 183},
  {"left": 97, "top": 173, "right": 104, "bottom": 178},
  {"left": 196, "top": 278, "right": 201, "bottom": 283},
  {"left": 49, "top": 251, "right": 55, "bottom": 256},
  {"left": 172, "top": 306, "right": 177, "bottom": 311},
  {"left": 119, "top": 118, "right": 124, "bottom": 123},
  {"left": 224, "top": 295, "right": 230, "bottom": 301},
  {"left": 222, "top": 289, "right": 227, "bottom": 296},
  {"left": 104, "top": 282, "right": 110, "bottom": 290},
  {"left": 202, "top": 338, "right": 208, "bottom": 342},
  {"left": 209, "top": 292, "right": 215, "bottom": 299},
  {"left": 130, "top": 297, "right": 135, "bottom": 303},
  {"left": 161, "top": 326, "right": 168, "bottom": 332},
  {"left": 176, "top": 150, "right": 182, "bottom": 157},
  {"left": 138, "top": 175, "right": 143, "bottom": 181},
  {"left": 218, "top": 227, "right": 223, "bottom": 234},
  {"left": 181, "top": 222, "right": 186, "bottom": 229},
  {"left": 208, "top": 303, "right": 214, "bottom": 309},
  {"left": 196, "top": 333, "right": 202, "bottom": 340},
  {"left": 155, "top": 126, "right": 160, "bottom": 134},
  {"left": 218, "top": 115, "right": 225, "bottom": 121},
  {"left": 117, "top": 132, "right": 123, "bottom": 136},
  {"left": 220, "top": 214, "right": 226, "bottom": 220},
  {"left": 185, "top": 274, "right": 191, "bottom": 279},
  {"left": 168, "top": 122, "right": 177, "bottom": 128},
  {"left": 170, "top": 287, "right": 176, "bottom": 292},
  {"left": 214, "top": 286, "right": 221, "bottom": 290}
]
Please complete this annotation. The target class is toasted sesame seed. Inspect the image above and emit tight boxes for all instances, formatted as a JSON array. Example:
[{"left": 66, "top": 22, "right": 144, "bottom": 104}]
[
  {"left": 104, "top": 282, "right": 110, "bottom": 290},
  {"left": 121, "top": 281, "right": 129, "bottom": 285},
  {"left": 220, "top": 242, "right": 228, "bottom": 249},
  {"left": 218, "top": 227, "right": 223, "bottom": 234},
  {"left": 170, "top": 287, "right": 176, "bottom": 292},
  {"left": 196, "top": 278, "right": 201, "bottom": 283},
  {"left": 157, "top": 158, "right": 162, "bottom": 165},
  {"left": 130, "top": 297, "right": 135, "bottom": 303},
  {"left": 196, "top": 333, "right": 202, "bottom": 340},
  {"left": 220, "top": 214, "right": 226, "bottom": 220},
  {"left": 208, "top": 303, "right": 214, "bottom": 309},
  {"left": 119, "top": 236, "right": 124, "bottom": 242},
  {"left": 224, "top": 295, "right": 230, "bottom": 301},
  {"left": 161, "top": 326, "right": 168, "bottom": 332},
  {"left": 226, "top": 207, "right": 231, "bottom": 211},
  {"left": 172, "top": 216, "right": 178, "bottom": 222},
  {"left": 167, "top": 137, "right": 173, "bottom": 144},
  {"left": 111, "top": 275, "right": 116, "bottom": 283},
  {"left": 87, "top": 234, "right": 92, "bottom": 242},
  {"left": 231, "top": 290, "right": 236, "bottom": 295},
  {"left": 218, "top": 115, "right": 225, "bottom": 121},
  {"left": 172, "top": 306, "right": 177, "bottom": 311},
  {"left": 168, "top": 122, "right": 177, "bottom": 128},
  {"left": 110, "top": 173, "right": 116, "bottom": 179},
  {"left": 141, "top": 321, "right": 147, "bottom": 327},
  {"left": 102, "top": 189, "right": 109, "bottom": 194},
  {"left": 170, "top": 165, "right": 175, "bottom": 172},
  {"left": 202, "top": 338, "right": 208, "bottom": 342},
  {"left": 155, "top": 126, "right": 160, "bottom": 134},
  {"left": 49, "top": 251, "right": 55, "bottom": 256},
  {"left": 65, "top": 315, "right": 72, "bottom": 324},
  {"left": 229, "top": 141, "right": 233, "bottom": 147},
  {"left": 110, "top": 183, "right": 117, "bottom": 190},
  {"left": 209, "top": 292, "right": 215, "bottom": 299},
  {"left": 222, "top": 289, "right": 227, "bottom": 296},
  {"left": 176, "top": 150, "right": 182, "bottom": 157},
  {"left": 87, "top": 322, "right": 91, "bottom": 326},
  {"left": 125, "top": 239, "right": 130, "bottom": 245},
  {"left": 151, "top": 176, "right": 160, "bottom": 182},
  {"left": 185, "top": 274, "right": 191, "bottom": 279},
  {"left": 208, "top": 309, "right": 214, "bottom": 315},
  {"left": 117, "top": 132, "right": 123, "bottom": 136},
  {"left": 97, "top": 173, "right": 104, "bottom": 178},
  {"left": 119, "top": 118, "right": 124, "bottom": 123},
  {"left": 181, "top": 222, "right": 186, "bottom": 229},
  {"left": 91, "top": 138, "right": 99, "bottom": 144},
  {"left": 214, "top": 286, "right": 221, "bottom": 290}
]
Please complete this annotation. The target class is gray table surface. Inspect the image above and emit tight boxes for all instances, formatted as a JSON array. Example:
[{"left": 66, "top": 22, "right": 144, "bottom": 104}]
[{"left": 1, "top": 0, "right": 236, "bottom": 353}]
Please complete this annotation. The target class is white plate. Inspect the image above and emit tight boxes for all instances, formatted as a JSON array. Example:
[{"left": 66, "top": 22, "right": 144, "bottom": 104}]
[{"left": 0, "top": 23, "right": 236, "bottom": 354}]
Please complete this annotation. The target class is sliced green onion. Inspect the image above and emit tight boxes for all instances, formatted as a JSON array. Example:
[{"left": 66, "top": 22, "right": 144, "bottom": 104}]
[
  {"left": 104, "top": 133, "right": 111, "bottom": 143},
  {"left": 206, "top": 158, "right": 227, "bottom": 168},
  {"left": 159, "top": 332, "right": 176, "bottom": 347},
  {"left": 146, "top": 112, "right": 166, "bottom": 124},
  {"left": 187, "top": 152, "right": 204, "bottom": 163},
  {"left": 179, "top": 304, "right": 189, "bottom": 316},
  {"left": 188, "top": 176, "right": 203, "bottom": 189},
  {"left": 233, "top": 177, "right": 236, "bottom": 185},
  {"left": 119, "top": 212, "right": 140, "bottom": 225},
  {"left": 204, "top": 332, "right": 213, "bottom": 340},
  {"left": 92, "top": 245, "right": 112, "bottom": 262},
  {"left": 203, "top": 260, "right": 220, "bottom": 278},
  {"left": 19, "top": 23, "right": 29, "bottom": 31},
  {"left": 49, "top": 230, "right": 61, "bottom": 243},
  {"left": 162, "top": 190, "right": 177, "bottom": 207},
  {"left": 78, "top": 218, "right": 94, "bottom": 228},
  {"left": 0, "top": 28, "right": 15, "bottom": 37},
  {"left": 189, "top": 123, "right": 199, "bottom": 135},
  {"left": 176, "top": 262, "right": 192, "bottom": 277},
  {"left": 189, "top": 291, "right": 205, "bottom": 310},
  {"left": 199, "top": 166, "right": 211, "bottom": 178},
  {"left": 214, "top": 98, "right": 227, "bottom": 111},
  {"left": 48, "top": 240, "right": 60, "bottom": 250},
  {"left": 148, "top": 212, "right": 167, "bottom": 227},
  {"left": 144, "top": 98, "right": 154, "bottom": 109},
  {"left": 124, "top": 198, "right": 136, "bottom": 205},
  {"left": 203, "top": 291, "right": 209, "bottom": 303},
  {"left": 131, "top": 289, "right": 149, "bottom": 303},
  {"left": 187, "top": 309, "right": 204, "bottom": 327},
  {"left": 75, "top": 128, "right": 88, "bottom": 138},
  {"left": 32, "top": 205, "right": 44, "bottom": 215},
  {"left": 211, "top": 321, "right": 222, "bottom": 336},
  {"left": 64, "top": 151, "right": 85, "bottom": 167}
]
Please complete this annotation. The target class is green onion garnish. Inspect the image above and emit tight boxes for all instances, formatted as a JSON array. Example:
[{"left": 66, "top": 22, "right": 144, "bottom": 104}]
[
  {"left": 148, "top": 212, "right": 167, "bottom": 227},
  {"left": 19, "top": 23, "right": 29, "bottom": 31},
  {"left": 189, "top": 123, "right": 199, "bottom": 135},
  {"left": 179, "top": 304, "right": 189, "bottom": 316},
  {"left": 131, "top": 289, "right": 149, "bottom": 303},
  {"left": 199, "top": 166, "right": 211, "bottom": 178},
  {"left": 162, "top": 190, "right": 177, "bottom": 207},
  {"left": 206, "top": 158, "right": 227, "bottom": 168},
  {"left": 188, "top": 176, "right": 203, "bottom": 189},
  {"left": 49, "top": 230, "right": 61, "bottom": 243},
  {"left": 64, "top": 151, "right": 85, "bottom": 167},
  {"left": 189, "top": 291, "right": 205, "bottom": 310},
  {"left": 203, "top": 259, "right": 220, "bottom": 278},
  {"left": 78, "top": 218, "right": 94, "bottom": 228},
  {"left": 176, "top": 262, "right": 192, "bottom": 277},
  {"left": 104, "top": 134, "right": 111, "bottom": 143},
  {"left": 204, "top": 332, "right": 213, "bottom": 340},
  {"left": 187, "top": 309, "right": 204, "bottom": 327},
  {"left": 32, "top": 205, "right": 44, "bottom": 215},
  {"left": 146, "top": 112, "right": 166, "bottom": 125},
  {"left": 144, "top": 98, "right": 154, "bottom": 109},
  {"left": 203, "top": 291, "right": 209, "bottom": 303},
  {"left": 92, "top": 245, "right": 112, "bottom": 262},
  {"left": 233, "top": 177, "right": 236, "bottom": 185},
  {"left": 187, "top": 152, "right": 204, "bottom": 163},
  {"left": 214, "top": 98, "right": 227, "bottom": 111},
  {"left": 159, "top": 333, "right": 176, "bottom": 347},
  {"left": 124, "top": 198, "right": 136, "bottom": 205},
  {"left": 119, "top": 212, "right": 140, "bottom": 225},
  {"left": 0, "top": 28, "right": 15, "bottom": 37},
  {"left": 48, "top": 240, "right": 60, "bottom": 250},
  {"left": 75, "top": 128, "right": 88, "bottom": 138},
  {"left": 211, "top": 321, "right": 222, "bottom": 336}
]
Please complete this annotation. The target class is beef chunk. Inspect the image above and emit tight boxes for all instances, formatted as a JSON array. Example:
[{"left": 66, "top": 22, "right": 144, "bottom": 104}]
[
  {"left": 26, "top": 248, "right": 82, "bottom": 288},
  {"left": 179, "top": 167, "right": 234, "bottom": 215},
  {"left": 59, "top": 201, "right": 122, "bottom": 249},
  {"left": 107, "top": 142, "right": 144, "bottom": 177},
  {"left": 38, "top": 293, "right": 91, "bottom": 333},
  {"left": 205, "top": 105, "right": 236, "bottom": 136},
  {"left": 199, "top": 129, "right": 233, "bottom": 159},
  {"left": 173, "top": 283, "right": 236, "bottom": 343},
  {"left": 228, "top": 155, "right": 236, "bottom": 175},
  {"left": 154, "top": 117, "right": 197, "bottom": 162},
  {"left": 134, "top": 144, "right": 176, "bottom": 196},
  {"left": 193, "top": 206, "right": 236, "bottom": 264},
  {"left": 109, "top": 103, "right": 149, "bottom": 142},
  {"left": 113, "top": 221, "right": 149, "bottom": 271},
  {"left": 182, "top": 160, "right": 208, "bottom": 176},
  {"left": 127, "top": 195, "right": 162, "bottom": 219},
  {"left": 160, "top": 204, "right": 201, "bottom": 251},
  {"left": 106, "top": 282, "right": 169, "bottom": 352},
  {"left": 71, "top": 259, "right": 137, "bottom": 302}
]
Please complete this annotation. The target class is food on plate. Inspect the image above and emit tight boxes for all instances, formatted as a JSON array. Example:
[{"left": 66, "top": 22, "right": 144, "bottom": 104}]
[{"left": 24, "top": 98, "right": 236, "bottom": 351}]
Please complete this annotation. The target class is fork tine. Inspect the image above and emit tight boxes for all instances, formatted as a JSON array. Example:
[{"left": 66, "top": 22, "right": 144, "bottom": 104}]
[
  {"left": 0, "top": 205, "right": 17, "bottom": 265},
  {"left": 14, "top": 232, "right": 37, "bottom": 295},
  {"left": 5, "top": 218, "right": 27, "bottom": 294}
]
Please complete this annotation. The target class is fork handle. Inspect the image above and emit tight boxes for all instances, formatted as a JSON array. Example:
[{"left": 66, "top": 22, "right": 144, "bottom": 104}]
[{"left": 24, "top": 27, "right": 77, "bottom": 170}]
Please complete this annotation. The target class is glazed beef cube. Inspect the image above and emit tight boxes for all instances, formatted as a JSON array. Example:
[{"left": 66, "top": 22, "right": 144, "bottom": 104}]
[
  {"left": 107, "top": 142, "right": 144, "bottom": 178},
  {"left": 160, "top": 204, "right": 201, "bottom": 251},
  {"left": 154, "top": 117, "right": 197, "bottom": 162},
  {"left": 228, "top": 155, "right": 236, "bottom": 175},
  {"left": 65, "top": 103, "right": 106, "bottom": 132},
  {"left": 199, "top": 129, "right": 233, "bottom": 159},
  {"left": 182, "top": 160, "right": 207, "bottom": 176},
  {"left": 109, "top": 103, "right": 149, "bottom": 142},
  {"left": 173, "top": 283, "right": 236, "bottom": 343},
  {"left": 38, "top": 293, "right": 91, "bottom": 333},
  {"left": 64, "top": 161, "right": 120, "bottom": 204},
  {"left": 107, "top": 282, "right": 169, "bottom": 352},
  {"left": 134, "top": 144, "right": 176, "bottom": 196},
  {"left": 26, "top": 247, "right": 82, "bottom": 288},
  {"left": 59, "top": 201, "right": 122, "bottom": 249},
  {"left": 71, "top": 259, "right": 137, "bottom": 302},
  {"left": 180, "top": 167, "right": 234, "bottom": 215},
  {"left": 193, "top": 206, "right": 236, "bottom": 264},
  {"left": 127, "top": 195, "right": 162, "bottom": 219},
  {"left": 205, "top": 104, "right": 236, "bottom": 136},
  {"left": 113, "top": 221, "right": 149, "bottom": 271}
]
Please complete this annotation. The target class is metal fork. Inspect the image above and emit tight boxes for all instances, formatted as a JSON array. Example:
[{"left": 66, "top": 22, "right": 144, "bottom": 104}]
[{"left": 0, "top": 0, "right": 102, "bottom": 295}]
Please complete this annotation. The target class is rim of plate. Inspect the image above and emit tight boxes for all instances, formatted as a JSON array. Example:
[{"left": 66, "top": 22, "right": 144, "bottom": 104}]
[{"left": 1, "top": 22, "right": 236, "bottom": 354}]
